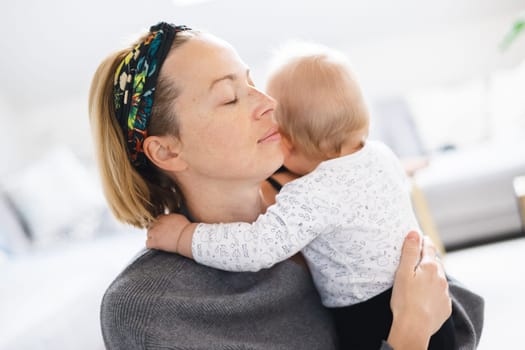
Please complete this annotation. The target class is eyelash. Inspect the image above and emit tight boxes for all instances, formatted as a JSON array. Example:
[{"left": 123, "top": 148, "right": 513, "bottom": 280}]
[
  {"left": 222, "top": 78, "right": 253, "bottom": 106},
  {"left": 225, "top": 97, "right": 238, "bottom": 105}
]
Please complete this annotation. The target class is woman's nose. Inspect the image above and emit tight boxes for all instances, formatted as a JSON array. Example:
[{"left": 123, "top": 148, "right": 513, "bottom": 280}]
[{"left": 252, "top": 87, "right": 277, "bottom": 120}]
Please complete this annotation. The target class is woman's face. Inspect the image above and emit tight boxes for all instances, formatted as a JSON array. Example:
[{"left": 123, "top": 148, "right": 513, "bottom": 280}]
[{"left": 163, "top": 34, "right": 283, "bottom": 183}]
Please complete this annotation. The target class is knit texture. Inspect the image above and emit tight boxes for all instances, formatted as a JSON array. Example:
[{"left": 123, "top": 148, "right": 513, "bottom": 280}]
[
  {"left": 100, "top": 249, "right": 483, "bottom": 349},
  {"left": 101, "top": 249, "right": 338, "bottom": 350},
  {"left": 449, "top": 276, "right": 485, "bottom": 350}
]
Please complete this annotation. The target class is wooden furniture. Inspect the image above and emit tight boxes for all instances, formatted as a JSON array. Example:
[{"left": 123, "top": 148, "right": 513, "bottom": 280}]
[
  {"left": 513, "top": 176, "right": 525, "bottom": 231},
  {"left": 411, "top": 179, "right": 446, "bottom": 256}
]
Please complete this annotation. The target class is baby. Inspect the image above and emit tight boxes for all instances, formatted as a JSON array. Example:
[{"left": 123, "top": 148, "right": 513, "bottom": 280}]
[{"left": 147, "top": 42, "right": 456, "bottom": 349}]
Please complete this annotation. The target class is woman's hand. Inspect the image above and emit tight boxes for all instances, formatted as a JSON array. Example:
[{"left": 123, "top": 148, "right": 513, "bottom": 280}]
[{"left": 387, "top": 231, "right": 452, "bottom": 350}]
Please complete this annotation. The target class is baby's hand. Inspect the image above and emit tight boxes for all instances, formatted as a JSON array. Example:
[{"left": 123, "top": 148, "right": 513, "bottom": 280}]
[{"left": 146, "top": 214, "right": 191, "bottom": 253}]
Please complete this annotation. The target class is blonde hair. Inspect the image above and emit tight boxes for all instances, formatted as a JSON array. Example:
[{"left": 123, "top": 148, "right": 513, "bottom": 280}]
[
  {"left": 266, "top": 42, "right": 369, "bottom": 159},
  {"left": 88, "top": 30, "right": 197, "bottom": 228}
]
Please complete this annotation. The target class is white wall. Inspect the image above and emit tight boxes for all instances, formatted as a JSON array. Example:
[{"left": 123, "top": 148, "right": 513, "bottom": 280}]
[{"left": 340, "top": 13, "right": 525, "bottom": 97}]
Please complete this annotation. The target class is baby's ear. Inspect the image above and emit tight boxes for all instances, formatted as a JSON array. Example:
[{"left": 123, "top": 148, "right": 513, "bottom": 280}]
[{"left": 143, "top": 135, "right": 188, "bottom": 172}]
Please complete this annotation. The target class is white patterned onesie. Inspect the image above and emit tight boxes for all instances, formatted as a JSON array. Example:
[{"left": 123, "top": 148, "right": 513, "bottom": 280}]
[{"left": 192, "top": 140, "right": 420, "bottom": 307}]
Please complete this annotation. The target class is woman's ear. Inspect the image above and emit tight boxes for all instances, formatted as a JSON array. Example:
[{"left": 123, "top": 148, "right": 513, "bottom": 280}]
[{"left": 143, "top": 135, "right": 188, "bottom": 172}]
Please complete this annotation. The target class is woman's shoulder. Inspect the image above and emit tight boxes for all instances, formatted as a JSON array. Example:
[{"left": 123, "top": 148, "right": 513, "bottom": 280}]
[
  {"left": 100, "top": 249, "right": 189, "bottom": 317},
  {"left": 100, "top": 249, "right": 189, "bottom": 348},
  {"left": 101, "top": 249, "right": 320, "bottom": 317},
  {"left": 100, "top": 250, "right": 337, "bottom": 349},
  {"left": 102, "top": 249, "right": 213, "bottom": 314},
  {"left": 104, "top": 248, "right": 314, "bottom": 296}
]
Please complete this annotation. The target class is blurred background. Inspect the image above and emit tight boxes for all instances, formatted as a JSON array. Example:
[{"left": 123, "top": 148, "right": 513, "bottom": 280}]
[{"left": 0, "top": 0, "right": 524, "bottom": 349}]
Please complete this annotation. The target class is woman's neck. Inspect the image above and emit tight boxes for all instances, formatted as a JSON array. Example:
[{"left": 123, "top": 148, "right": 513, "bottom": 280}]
[{"left": 179, "top": 178, "right": 265, "bottom": 224}]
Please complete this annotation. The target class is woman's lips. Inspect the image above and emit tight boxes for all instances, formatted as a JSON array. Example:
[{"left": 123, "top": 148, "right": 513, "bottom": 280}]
[{"left": 258, "top": 127, "right": 281, "bottom": 143}]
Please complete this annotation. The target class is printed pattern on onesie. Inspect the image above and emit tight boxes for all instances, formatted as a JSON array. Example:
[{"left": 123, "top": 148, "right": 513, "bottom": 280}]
[{"left": 192, "top": 140, "right": 420, "bottom": 307}]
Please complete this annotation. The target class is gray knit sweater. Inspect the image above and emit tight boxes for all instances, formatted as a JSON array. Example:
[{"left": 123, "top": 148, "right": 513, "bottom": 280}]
[
  {"left": 101, "top": 249, "right": 339, "bottom": 349},
  {"left": 101, "top": 249, "right": 483, "bottom": 350}
]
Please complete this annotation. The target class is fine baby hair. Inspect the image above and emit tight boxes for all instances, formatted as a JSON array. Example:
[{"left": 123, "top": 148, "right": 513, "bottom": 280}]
[{"left": 265, "top": 41, "right": 369, "bottom": 159}]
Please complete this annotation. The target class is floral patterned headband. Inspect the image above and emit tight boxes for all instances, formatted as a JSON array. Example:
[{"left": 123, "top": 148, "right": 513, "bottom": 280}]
[{"left": 113, "top": 22, "right": 191, "bottom": 169}]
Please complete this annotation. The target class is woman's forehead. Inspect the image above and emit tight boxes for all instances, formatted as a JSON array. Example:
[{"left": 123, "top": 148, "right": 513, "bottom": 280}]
[{"left": 164, "top": 35, "right": 247, "bottom": 89}]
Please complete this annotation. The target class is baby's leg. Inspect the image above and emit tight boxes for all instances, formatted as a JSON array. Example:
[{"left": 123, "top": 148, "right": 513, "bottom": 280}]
[
  {"left": 428, "top": 316, "right": 457, "bottom": 350},
  {"left": 331, "top": 287, "right": 457, "bottom": 350},
  {"left": 331, "top": 288, "right": 393, "bottom": 349}
]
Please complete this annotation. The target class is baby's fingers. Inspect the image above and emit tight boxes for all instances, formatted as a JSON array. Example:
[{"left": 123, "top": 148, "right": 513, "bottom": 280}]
[
  {"left": 145, "top": 218, "right": 164, "bottom": 249},
  {"left": 145, "top": 229, "right": 158, "bottom": 249}
]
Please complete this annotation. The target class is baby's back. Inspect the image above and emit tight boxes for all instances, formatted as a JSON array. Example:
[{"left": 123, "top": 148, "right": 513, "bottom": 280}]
[{"left": 294, "top": 140, "right": 419, "bottom": 307}]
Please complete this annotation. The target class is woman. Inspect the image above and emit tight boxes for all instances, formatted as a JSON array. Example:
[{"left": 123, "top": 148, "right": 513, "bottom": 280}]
[{"left": 89, "top": 22, "right": 482, "bottom": 349}]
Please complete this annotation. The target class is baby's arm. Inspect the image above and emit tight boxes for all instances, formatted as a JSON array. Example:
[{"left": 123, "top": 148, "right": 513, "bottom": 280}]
[{"left": 148, "top": 186, "right": 328, "bottom": 272}]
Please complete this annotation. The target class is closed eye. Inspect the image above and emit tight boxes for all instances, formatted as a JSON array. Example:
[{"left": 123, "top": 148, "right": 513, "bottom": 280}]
[{"left": 225, "top": 98, "right": 238, "bottom": 105}]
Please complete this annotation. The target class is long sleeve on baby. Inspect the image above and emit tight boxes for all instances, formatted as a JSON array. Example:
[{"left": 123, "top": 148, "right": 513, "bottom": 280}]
[{"left": 192, "top": 186, "right": 334, "bottom": 272}]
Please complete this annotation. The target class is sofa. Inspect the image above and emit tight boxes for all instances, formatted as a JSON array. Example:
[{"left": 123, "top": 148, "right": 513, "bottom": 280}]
[
  {"left": 370, "top": 59, "right": 525, "bottom": 249},
  {"left": 0, "top": 147, "right": 145, "bottom": 350}
]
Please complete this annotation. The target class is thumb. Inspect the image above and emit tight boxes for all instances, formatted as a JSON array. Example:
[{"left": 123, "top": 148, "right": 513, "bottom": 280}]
[{"left": 398, "top": 231, "right": 422, "bottom": 272}]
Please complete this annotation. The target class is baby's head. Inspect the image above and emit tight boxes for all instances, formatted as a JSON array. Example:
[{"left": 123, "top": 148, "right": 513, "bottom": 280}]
[{"left": 266, "top": 42, "right": 369, "bottom": 175}]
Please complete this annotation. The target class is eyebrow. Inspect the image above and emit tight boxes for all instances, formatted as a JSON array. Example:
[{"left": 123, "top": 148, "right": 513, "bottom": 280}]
[{"left": 209, "top": 69, "right": 251, "bottom": 91}]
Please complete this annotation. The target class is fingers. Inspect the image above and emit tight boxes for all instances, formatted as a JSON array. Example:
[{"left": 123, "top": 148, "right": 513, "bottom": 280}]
[
  {"left": 146, "top": 228, "right": 163, "bottom": 250},
  {"left": 420, "top": 236, "right": 446, "bottom": 279},
  {"left": 398, "top": 231, "right": 422, "bottom": 273},
  {"left": 145, "top": 215, "right": 163, "bottom": 249},
  {"left": 144, "top": 214, "right": 189, "bottom": 253},
  {"left": 421, "top": 236, "right": 438, "bottom": 262},
  {"left": 146, "top": 233, "right": 161, "bottom": 249},
  {"left": 419, "top": 237, "right": 451, "bottom": 316},
  {"left": 145, "top": 231, "right": 155, "bottom": 249},
  {"left": 392, "top": 232, "right": 453, "bottom": 339}
]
